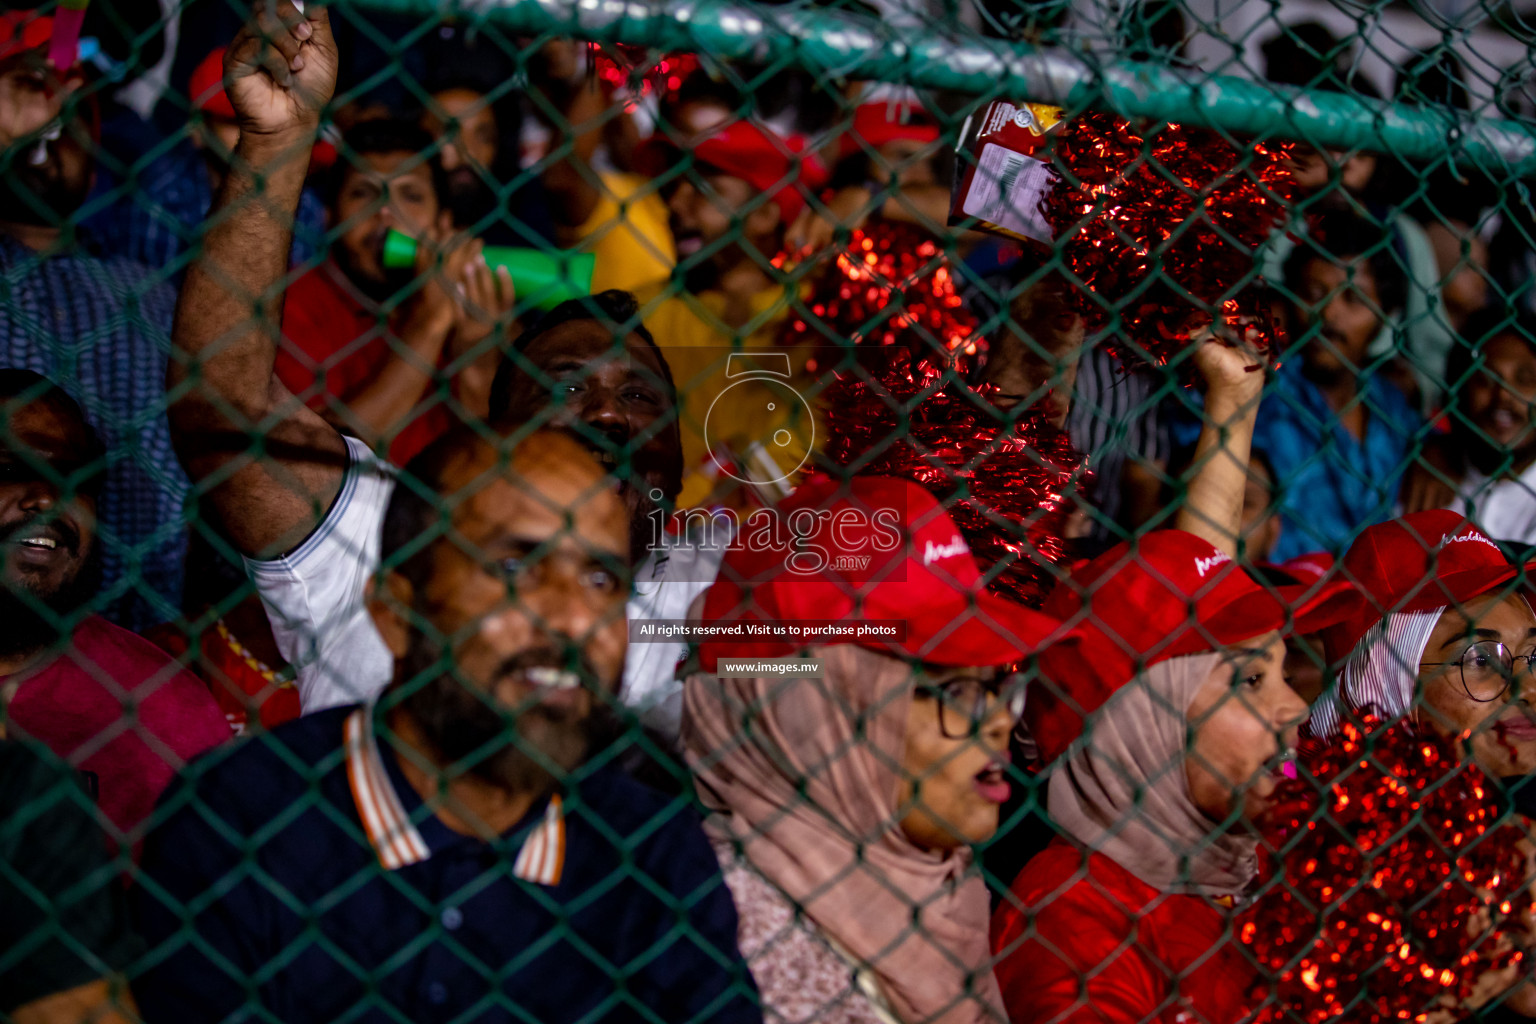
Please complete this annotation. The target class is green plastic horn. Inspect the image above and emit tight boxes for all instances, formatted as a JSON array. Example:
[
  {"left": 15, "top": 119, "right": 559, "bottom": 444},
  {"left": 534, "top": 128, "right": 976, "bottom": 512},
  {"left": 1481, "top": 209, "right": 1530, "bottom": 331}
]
[{"left": 382, "top": 229, "right": 597, "bottom": 312}]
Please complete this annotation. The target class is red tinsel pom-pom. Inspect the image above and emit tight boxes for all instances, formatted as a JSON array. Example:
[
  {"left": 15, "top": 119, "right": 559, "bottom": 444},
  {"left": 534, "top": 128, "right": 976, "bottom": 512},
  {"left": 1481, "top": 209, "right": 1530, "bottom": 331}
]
[
  {"left": 822, "top": 362, "right": 1082, "bottom": 608},
  {"left": 1040, "top": 111, "right": 1296, "bottom": 371},
  {"left": 1243, "top": 717, "right": 1532, "bottom": 1023},
  {"left": 791, "top": 223, "right": 1084, "bottom": 608},
  {"left": 784, "top": 222, "right": 988, "bottom": 379}
]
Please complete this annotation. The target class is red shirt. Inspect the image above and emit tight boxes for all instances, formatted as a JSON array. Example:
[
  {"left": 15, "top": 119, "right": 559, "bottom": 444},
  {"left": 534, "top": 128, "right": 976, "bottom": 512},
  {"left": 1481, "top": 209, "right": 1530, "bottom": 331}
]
[
  {"left": 7, "top": 616, "right": 231, "bottom": 851},
  {"left": 992, "top": 839, "right": 1257, "bottom": 1024},
  {"left": 278, "top": 262, "right": 453, "bottom": 466}
]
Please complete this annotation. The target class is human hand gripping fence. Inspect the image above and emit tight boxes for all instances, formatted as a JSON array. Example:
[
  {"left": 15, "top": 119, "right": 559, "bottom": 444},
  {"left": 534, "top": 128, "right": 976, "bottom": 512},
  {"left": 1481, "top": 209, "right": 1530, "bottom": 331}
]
[{"left": 3, "top": 0, "right": 1536, "bottom": 1022}]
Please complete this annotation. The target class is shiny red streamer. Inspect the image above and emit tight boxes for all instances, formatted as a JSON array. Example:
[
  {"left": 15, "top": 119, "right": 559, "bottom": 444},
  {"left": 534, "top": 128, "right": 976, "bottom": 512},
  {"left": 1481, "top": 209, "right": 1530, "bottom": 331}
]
[
  {"left": 790, "top": 223, "right": 1085, "bottom": 608},
  {"left": 1243, "top": 717, "right": 1532, "bottom": 1023},
  {"left": 1040, "top": 111, "right": 1297, "bottom": 370},
  {"left": 589, "top": 45, "right": 701, "bottom": 101}
]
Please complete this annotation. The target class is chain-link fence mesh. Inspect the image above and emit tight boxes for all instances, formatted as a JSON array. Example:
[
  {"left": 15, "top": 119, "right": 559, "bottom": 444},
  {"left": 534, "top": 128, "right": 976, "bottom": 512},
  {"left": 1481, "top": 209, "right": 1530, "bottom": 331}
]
[{"left": 3, "top": 0, "right": 1536, "bottom": 1020}]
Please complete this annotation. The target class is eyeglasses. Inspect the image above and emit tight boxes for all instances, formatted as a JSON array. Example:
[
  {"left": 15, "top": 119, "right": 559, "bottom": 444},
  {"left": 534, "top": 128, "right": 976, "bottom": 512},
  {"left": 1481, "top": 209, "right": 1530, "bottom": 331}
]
[
  {"left": 1422, "top": 641, "right": 1536, "bottom": 704},
  {"left": 916, "top": 676, "right": 1026, "bottom": 740}
]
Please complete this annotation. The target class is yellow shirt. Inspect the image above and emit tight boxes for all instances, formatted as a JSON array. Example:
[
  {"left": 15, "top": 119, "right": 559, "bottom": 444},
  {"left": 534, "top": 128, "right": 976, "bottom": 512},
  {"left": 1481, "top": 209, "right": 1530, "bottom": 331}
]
[
  {"left": 570, "top": 171, "right": 675, "bottom": 296},
  {"left": 640, "top": 285, "right": 823, "bottom": 509}
]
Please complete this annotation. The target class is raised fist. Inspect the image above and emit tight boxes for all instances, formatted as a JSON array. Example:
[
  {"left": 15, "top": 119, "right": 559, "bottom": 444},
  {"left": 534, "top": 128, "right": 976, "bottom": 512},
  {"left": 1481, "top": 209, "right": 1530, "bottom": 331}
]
[{"left": 225, "top": 0, "right": 337, "bottom": 140}]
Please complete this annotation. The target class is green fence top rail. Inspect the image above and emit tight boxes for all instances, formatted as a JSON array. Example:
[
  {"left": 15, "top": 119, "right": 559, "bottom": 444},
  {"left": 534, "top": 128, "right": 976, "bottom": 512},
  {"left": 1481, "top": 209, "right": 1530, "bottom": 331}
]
[{"left": 351, "top": 0, "right": 1536, "bottom": 179}]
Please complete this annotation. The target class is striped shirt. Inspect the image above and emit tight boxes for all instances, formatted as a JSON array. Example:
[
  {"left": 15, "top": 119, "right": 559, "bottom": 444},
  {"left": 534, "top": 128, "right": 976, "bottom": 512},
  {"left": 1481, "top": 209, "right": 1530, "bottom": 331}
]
[
  {"left": 1067, "top": 346, "right": 1173, "bottom": 549},
  {"left": 82, "top": 143, "right": 326, "bottom": 276},
  {"left": 0, "top": 235, "right": 189, "bottom": 629}
]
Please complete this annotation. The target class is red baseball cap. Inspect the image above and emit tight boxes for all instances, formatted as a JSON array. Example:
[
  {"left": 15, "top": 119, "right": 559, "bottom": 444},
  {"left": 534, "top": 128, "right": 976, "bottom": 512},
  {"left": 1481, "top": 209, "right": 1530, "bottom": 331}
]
[
  {"left": 0, "top": 10, "right": 53, "bottom": 63},
  {"left": 1319, "top": 510, "right": 1536, "bottom": 662},
  {"left": 189, "top": 47, "right": 235, "bottom": 120},
  {"left": 1027, "top": 530, "right": 1362, "bottom": 765},
  {"left": 698, "top": 474, "right": 1072, "bottom": 670},
  {"left": 840, "top": 101, "right": 941, "bottom": 161},
  {"left": 690, "top": 121, "right": 829, "bottom": 226}
]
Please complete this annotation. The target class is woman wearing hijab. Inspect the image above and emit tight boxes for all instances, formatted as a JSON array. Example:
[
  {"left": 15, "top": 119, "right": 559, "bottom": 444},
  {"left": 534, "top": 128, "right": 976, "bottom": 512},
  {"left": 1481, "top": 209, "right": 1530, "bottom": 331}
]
[
  {"left": 1307, "top": 509, "right": 1536, "bottom": 780},
  {"left": 989, "top": 530, "right": 1359, "bottom": 1024},
  {"left": 684, "top": 475, "right": 1071, "bottom": 1024},
  {"left": 1262, "top": 510, "right": 1536, "bottom": 1020}
]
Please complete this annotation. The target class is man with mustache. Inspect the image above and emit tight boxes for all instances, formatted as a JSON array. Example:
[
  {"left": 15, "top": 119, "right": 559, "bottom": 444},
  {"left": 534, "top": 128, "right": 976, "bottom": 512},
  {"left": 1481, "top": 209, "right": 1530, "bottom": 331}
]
[
  {"left": 1254, "top": 208, "right": 1423, "bottom": 560},
  {"left": 133, "top": 416, "right": 759, "bottom": 1021},
  {"left": 166, "top": 0, "right": 699, "bottom": 739},
  {"left": 0, "top": 9, "right": 191, "bottom": 629},
  {"left": 274, "top": 117, "right": 513, "bottom": 467},
  {"left": 0, "top": 369, "right": 228, "bottom": 848}
]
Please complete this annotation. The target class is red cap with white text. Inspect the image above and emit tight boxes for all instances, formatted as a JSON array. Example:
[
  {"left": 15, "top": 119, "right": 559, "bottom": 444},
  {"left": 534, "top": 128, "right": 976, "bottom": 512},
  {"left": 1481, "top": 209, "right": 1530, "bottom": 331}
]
[
  {"left": 1027, "top": 530, "right": 1361, "bottom": 765},
  {"left": 1319, "top": 510, "right": 1536, "bottom": 662},
  {"left": 699, "top": 475, "right": 1072, "bottom": 670}
]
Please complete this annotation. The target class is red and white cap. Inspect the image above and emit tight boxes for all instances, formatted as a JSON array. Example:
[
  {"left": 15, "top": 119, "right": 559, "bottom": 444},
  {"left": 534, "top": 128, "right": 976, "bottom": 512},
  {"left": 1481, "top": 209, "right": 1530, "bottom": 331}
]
[
  {"left": 1027, "top": 530, "right": 1361, "bottom": 765},
  {"left": 1319, "top": 510, "right": 1536, "bottom": 663},
  {"left": 699, "top": 475, "right": 1071, "bottom": 670}
]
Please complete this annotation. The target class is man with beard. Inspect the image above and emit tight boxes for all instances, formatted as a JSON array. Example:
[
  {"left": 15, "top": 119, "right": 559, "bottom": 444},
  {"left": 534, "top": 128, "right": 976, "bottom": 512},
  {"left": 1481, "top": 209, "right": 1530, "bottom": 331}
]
[
  {"left": 131, "top": 424, "right": 760, "bottom": 1024},
  {"left": 1254, "top": 208, "right": 1423, "bottom": 560},
  {"left": 0, "top": 369, "right": 228, "bottom": 848},
  {"left": 418, "top": 77, "right": 557, "bottom": 247},
  {"left": 168, "top": 4, "right": 706, "bottom": 739},
  {"left": 275, "top": 118, "right": 514, "bottom": 467},
  {"left": 0, "top": 12, "right": 191, "bottom": 629}
]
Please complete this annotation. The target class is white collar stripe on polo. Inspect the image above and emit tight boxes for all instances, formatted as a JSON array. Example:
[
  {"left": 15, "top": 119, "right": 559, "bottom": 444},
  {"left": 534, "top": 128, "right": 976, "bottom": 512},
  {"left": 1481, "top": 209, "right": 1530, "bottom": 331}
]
[
  {"left": 511, "top": 797, "right": 566, "bottom": 887},
  {"left": 344, "top": 707, "right": 565, "bottom": 884},
  {"left": 345, "top": 709, "right": 430, "bottom": 870}
]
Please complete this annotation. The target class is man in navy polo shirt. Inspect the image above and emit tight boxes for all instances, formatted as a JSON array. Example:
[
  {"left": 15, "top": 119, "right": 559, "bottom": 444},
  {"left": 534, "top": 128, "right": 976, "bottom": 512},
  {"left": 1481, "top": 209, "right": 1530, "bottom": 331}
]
[{"left": 131, "top": 415, "right": 759, "bottom": 1021}]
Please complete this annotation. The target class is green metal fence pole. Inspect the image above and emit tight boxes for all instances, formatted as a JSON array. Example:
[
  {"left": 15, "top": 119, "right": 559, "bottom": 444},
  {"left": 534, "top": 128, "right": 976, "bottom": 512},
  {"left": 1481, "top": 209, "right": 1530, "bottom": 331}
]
[{"left": 349, "top": 0, "right": 1536, "bottom": 176}]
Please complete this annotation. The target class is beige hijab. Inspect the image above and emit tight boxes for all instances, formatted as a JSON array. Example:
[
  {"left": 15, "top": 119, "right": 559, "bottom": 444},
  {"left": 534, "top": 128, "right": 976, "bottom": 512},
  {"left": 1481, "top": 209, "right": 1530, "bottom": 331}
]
[
  {"left": 683, "top": 645, "right": 1004, "bottom": 1024},
  {"left": 1048, "top": 652, "right": 1260, "bottom": 899}
]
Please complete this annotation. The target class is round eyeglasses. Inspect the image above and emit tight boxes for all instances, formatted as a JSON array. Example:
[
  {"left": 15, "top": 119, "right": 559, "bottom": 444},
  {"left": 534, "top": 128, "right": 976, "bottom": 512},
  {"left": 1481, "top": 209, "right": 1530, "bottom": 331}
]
[
  {"left": 1422, "top": 640, "right": 1536, "bottom": 704},
  {"left": 917, "top": 676, "right": 1027, "bottom": 740}
]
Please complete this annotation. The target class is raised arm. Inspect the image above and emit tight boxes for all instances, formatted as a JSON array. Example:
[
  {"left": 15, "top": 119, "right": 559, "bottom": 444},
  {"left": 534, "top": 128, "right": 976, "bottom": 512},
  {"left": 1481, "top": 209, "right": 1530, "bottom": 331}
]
[
  {"left": 1174, "top": 324, "right": 1266, "bottom": 557},
  {"left": 166, "top": 0, "right": 347, "bottom": 558}
]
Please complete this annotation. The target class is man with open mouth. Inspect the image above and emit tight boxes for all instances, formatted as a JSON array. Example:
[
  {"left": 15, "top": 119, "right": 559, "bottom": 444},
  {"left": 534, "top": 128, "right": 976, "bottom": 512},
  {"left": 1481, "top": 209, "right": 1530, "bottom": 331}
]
[{"left": 0, "top": 368, "right": 228, "bottom": 849}]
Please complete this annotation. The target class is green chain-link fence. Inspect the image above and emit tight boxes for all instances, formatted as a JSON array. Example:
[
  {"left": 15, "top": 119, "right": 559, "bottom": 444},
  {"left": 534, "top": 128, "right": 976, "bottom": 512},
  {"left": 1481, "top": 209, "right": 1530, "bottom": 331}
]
[{"left": 4, "top": 0, "right": 1536, "bottom": 1020}]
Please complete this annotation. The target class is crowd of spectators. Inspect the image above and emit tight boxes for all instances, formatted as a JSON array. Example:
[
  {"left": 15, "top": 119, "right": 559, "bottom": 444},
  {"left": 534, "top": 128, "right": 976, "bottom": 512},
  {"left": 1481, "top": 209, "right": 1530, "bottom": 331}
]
[{"left": 3, "top": 2, "right": 1536, "bottom": 1023}]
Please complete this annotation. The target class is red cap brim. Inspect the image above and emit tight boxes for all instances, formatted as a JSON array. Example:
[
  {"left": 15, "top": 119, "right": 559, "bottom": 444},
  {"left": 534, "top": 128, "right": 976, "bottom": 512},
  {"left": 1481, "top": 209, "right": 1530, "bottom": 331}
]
[
  {"left": 1321, "top": 559, "right": 1536, "bottom": 660},
  {"left": 1200, "top": 576, "right": 1366, "bottom": 652},
  {"left": 882, "top": 588, "right": 1074, "bottom": 666}
]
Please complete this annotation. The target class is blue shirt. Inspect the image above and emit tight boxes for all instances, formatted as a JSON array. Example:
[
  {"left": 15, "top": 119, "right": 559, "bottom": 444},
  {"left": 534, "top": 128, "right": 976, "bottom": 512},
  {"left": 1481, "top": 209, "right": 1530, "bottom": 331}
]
[
  {"left": 1255, "top": 361, "right": 1423, "bottom": 561},
  {"left": 83, "top": 143, "right": 327, "bottom": 276},
  {"left": 0, "top": 236, "right": 189, "bottom": 629},
  {"left": 131, "top": 705, "right": 762, "bottom": 1024}
]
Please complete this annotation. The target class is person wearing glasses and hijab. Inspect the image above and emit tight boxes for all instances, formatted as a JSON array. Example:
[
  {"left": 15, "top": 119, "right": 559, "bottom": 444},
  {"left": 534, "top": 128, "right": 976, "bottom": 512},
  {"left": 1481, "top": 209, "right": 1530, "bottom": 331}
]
[
  {"left": 684, "top": 474, "right": 1074, "bottom": 1024},
  {"left": 1306, "top": 509, "right": 1536, "bottom": 781},
  {"left": 1283, "top": 511, "right": 1536, "bottom": 1021}
]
